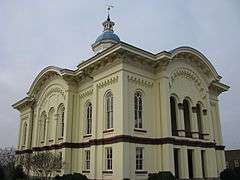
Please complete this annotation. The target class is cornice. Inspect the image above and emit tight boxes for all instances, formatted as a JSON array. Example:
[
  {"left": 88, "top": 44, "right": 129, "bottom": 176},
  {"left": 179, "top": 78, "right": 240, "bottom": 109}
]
[
  {"left": 15, "top": 43, "right": 228, "bottom": 109},
  {"left": 209, "top": 80, "right": 230, "bottom": 97},
  {"left": 12, "top": 97, "right": 34, "bottom": 111}
]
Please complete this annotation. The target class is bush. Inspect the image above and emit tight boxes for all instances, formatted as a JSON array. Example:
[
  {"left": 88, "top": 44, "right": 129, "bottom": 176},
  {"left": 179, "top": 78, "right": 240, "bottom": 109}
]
[
  {"left": 13, "top": 165, "right": 26, "bottom": 179},
  {"left": 234, "top": 167, "right": 240, "bottom": 179},
  {"left": 220, "top": 168, "right": 239, "bottom": 180},
  {"left": 55, "top": 173, "right": 88, "bottom": 180},
  {"left": 0, "top": 166, "right": 5, "bottom": 178},
  {"left": 148, "top": 171, "right": 175, "bottom": 180}
]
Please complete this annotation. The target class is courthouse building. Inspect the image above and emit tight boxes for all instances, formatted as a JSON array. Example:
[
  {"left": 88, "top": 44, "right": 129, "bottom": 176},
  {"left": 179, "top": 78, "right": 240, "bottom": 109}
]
[{"left": 13, "top": 14, "right": 229, "bottom": 180}]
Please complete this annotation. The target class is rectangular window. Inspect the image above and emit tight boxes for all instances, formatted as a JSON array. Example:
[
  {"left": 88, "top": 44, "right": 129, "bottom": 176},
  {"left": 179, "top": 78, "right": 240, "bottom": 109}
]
[
  {"left": 201, "top": 150, "right": 206, "bottom": 178},
  {"left": 136, "top": 147, "right": 144, "bottom": 170},
  {"left": 174, "top": 149, "right": 179, "bottom": 179},
  {"left": 84, "top": 150, "right": 90, "bottom": 170},
  {"left": 105, "top": 147, "right": 112, "bottom": 170},
  {"left": 187, "top": 149, "right": 193, "bottom": 179}
]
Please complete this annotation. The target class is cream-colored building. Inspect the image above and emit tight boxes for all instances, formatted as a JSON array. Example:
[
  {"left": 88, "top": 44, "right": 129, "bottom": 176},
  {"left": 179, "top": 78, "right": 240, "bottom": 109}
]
[{"left": 13, "top": 15, "right": 229, "bottom": 180}]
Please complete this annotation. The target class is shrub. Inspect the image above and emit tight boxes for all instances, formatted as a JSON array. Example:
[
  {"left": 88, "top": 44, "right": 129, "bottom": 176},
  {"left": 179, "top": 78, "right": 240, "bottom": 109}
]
[
  {"left": 233, "top": 167, "right": 240, "bottom": 179},
  {"left": 0, "top": 166, "right": 5, "bottom": 178},
  {"left": 13, "top": 165, "right": 26, "bottom": 179},
  {"left": 55, "top": 173, "right": 88, "bottom": 180},
  {"left": 220, "top": 168, "right": 237, "bottom": 180},
  {"left": 148, "top": 171, "right": 175, "bottom": 180}
]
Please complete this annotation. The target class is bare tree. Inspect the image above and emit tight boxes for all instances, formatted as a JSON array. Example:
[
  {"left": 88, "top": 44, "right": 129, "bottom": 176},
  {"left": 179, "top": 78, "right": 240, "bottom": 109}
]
[{"left": 19, "top": 151, "right": 63, "bottom": 180}]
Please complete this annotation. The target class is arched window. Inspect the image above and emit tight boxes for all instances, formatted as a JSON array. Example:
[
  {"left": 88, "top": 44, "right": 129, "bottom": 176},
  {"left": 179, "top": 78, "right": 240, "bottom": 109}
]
[
  {"left": 105, "top": 91, "right": 113, "bottom": 129},
  {"left": 134, "top": 91, "right": 143, "bottom": 129},
  {"left": 40, "top": 111, "right": 47, "bottom": 142},
  {"left": 170, "top": 96, "right": 177, "bottom": 136},
  {"left": 196, "top": 103, "right": 203, "bottom": 139},
  {"left": 86, "top": 102, "right": 92, "bottom": 134},
  {"left": 57, "top": 104, "right": 65, "bottom": 138},
  {"left": 48, "top": 107, "right": 55, "bottom": 140},
  {"left": 22, "top": 122, "right": 28, "bottom": 146},
  {"left": 183, "top": 99, "right": 191, "bottom": 138}
]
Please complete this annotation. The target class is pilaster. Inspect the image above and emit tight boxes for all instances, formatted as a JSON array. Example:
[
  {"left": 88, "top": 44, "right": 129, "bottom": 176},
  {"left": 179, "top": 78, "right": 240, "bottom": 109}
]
[
  {"left": 64, "top": 84, "right": 77, "bottom": 142},
  {"left": 27, "top": 108, "right": 34, "bottom": 149},
  {"left": 17, "top": 119, "right": 23, "bottom": 150},
  {"left": 159, "top": 76, "right": 171, "bottom": 137}
]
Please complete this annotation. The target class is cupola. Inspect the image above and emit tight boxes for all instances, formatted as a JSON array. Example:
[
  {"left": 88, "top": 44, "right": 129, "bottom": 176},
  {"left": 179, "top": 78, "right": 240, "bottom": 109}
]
[{"left": 92, "top": 12, "right": 120, "bottom": 53}]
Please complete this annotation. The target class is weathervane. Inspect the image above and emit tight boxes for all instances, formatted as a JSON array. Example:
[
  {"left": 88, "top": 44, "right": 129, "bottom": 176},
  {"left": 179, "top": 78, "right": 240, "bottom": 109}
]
[{"left": 106, "top": 4, "right": 114, "bottom": 18}]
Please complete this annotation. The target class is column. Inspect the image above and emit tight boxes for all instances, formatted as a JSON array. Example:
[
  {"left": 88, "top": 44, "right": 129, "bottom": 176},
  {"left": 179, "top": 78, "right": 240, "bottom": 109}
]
[
  {"left": 202, "top": 109, "right": 210, "bottom": 140},
  {"left": 62, "top": 148, "right": 72, "bottom": 174},
  {"left": 54, "top": 114, "right": 59, "bottom": 143},
  {"left": 206, "top": 95, "right": 215, "bottom": 142},
  {"left": 191, "top": 106, "right": 199, "bottom": 139},
  {"left": 162, "top": 144, "right": 174, "bottom": 174},
  {"left": 177, "top": 103, "right": 185, "bottom": 137},
  {"left": 45, "top": 117, "right": 50, "bottom": 146},
  {"left": 179, "top": 146, "right": 189, "bottom": 179},
  {"left": 205, "top": 148, "right": 218, "bottom": 178},
  {"left": 193, "top": 148, "right": 203, "bottom": 179},
  {"left": 215, "top": 100, "right": 224, "bottom": 144}
]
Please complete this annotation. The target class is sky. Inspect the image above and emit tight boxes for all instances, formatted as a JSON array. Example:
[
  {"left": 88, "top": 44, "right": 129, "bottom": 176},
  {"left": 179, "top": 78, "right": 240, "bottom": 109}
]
[{"left": 0, "top": 0, "right": 240, "bottom": 149}]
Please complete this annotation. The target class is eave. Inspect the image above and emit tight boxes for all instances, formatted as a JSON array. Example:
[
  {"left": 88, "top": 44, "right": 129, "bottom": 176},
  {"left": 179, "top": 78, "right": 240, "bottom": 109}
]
[{"left": 12, "top": 97, "right": 34, "bottom": 111}]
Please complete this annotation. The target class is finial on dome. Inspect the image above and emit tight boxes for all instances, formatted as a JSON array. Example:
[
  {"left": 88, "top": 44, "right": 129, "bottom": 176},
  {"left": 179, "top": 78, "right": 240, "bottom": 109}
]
[
  {"left": 103, "top": 5, "right": 115, "bottom": 32},
  {"left": 107, "top": 5, "right": 114, "bottom": 19}
]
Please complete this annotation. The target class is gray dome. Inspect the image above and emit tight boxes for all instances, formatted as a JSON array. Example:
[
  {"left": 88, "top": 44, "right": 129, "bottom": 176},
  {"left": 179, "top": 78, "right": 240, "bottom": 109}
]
[{"left": 95, "top": 30, "right": 120, "bottom": 44}]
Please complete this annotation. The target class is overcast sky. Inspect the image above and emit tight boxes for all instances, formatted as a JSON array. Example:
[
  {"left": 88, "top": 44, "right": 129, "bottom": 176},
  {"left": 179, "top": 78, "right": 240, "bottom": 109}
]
[{"left": 0, "top": 0, "right": 239, "bottom": 149}]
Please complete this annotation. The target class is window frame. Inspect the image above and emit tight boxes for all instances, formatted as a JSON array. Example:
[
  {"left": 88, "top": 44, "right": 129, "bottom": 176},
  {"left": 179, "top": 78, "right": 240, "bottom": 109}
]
[
  {"left": 86, "top": 102, "right": 92, "bottom": 135},
  {"left": 105, "top": 91, "right": 113, "bottom": 130},
  {"left": 170, "top": 96, "right": 178, "bottom": 136},
  {"left": 183, "top": 99, "right": 192, "bottom": 138},
  {"left": 136, "top": 147, "right": 144, "bottom": 170},
  {"left": 57, "top": 104, "right": 65, "bottom": 139},
  {"left": 84, "top": 150, "right": 91, "bottom": 170},
  {"left": 134, "top": 91, "right": 143, "bottom": 129},
  {"left": 105, "top": 147, "right": 113, "bottom": 171}
]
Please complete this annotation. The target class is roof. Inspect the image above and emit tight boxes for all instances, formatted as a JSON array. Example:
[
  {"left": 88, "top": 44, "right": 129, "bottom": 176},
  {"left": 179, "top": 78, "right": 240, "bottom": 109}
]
[{"left": 13, "top": 41, "right": 229, "bottom": 111}]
